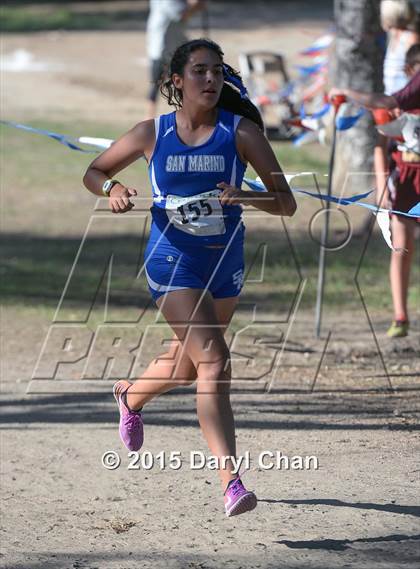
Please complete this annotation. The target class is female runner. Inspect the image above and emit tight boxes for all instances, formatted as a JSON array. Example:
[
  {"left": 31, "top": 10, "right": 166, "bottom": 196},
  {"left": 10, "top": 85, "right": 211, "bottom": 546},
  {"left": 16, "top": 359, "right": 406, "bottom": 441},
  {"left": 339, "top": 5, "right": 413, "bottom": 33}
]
[{"left": 83, "top": 39, "right": 296, "bottom": 517}]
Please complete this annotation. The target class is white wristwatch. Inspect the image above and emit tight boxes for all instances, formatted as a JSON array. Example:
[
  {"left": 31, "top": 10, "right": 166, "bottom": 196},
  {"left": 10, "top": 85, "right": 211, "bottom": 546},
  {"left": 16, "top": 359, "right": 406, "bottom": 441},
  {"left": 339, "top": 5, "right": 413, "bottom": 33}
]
[{"left": 102, "top": 179, "right": 120, "bottom": 196}]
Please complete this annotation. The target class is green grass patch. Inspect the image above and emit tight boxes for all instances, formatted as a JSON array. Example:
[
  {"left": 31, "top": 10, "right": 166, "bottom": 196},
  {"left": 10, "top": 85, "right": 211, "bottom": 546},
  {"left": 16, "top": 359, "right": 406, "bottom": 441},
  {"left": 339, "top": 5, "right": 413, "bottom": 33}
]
[
  {"left": 0, "top": 4, "right": 147, "bottom": 32},
  {"left": 2, "top": 118, "right": 417, "bottom": 316},
  {"left": 246, "top": 142, "right": 329, "bottom": 186}
]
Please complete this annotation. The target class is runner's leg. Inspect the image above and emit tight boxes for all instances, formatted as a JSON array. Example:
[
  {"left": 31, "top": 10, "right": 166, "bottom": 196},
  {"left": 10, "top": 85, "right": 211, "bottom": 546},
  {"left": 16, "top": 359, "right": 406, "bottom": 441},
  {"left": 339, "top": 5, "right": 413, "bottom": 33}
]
[
  {"left": 120, "top": 296, "right": 237, "bottom": 410},
  {"left": 156, "top": 288, "right": 239, "bottom": 490},
  {"left": 390, "top": 215, "right": 415, "bottom": 321}
]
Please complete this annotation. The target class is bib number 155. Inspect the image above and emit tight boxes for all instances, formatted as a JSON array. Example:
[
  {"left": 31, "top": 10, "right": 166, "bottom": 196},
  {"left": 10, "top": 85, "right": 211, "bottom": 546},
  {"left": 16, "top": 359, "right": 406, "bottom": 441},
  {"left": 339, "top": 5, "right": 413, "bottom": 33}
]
[{"left": 176, "top": 199, "right": 213, "bottom": 224}]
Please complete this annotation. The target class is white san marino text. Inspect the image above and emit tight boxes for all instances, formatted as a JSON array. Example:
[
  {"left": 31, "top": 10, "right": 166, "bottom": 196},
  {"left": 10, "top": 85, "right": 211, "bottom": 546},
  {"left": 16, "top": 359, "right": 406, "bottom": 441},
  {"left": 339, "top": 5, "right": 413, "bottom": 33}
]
[{"left": 165, "top": 154, "right": 225, "bottom": 173}]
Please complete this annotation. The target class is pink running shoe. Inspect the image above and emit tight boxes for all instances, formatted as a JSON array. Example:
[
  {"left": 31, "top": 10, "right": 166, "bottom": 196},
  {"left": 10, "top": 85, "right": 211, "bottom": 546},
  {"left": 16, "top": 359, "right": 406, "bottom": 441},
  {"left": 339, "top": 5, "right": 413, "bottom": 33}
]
[
  {"left": 224, "top": 478, "right": 257, "bottom": 517},
  {"left": 113, "top": 382, "right": 144, "bottom": 452}
]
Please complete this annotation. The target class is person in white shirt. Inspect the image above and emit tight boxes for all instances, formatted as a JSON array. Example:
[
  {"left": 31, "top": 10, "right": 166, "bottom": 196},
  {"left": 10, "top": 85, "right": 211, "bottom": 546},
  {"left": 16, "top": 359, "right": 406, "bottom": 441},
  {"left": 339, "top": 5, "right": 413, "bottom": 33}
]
[
  {"left": 375, "top": 1, "right": 419, "bottom": 219},
  {"left": 146, "top": 0, "right": 206, "bottom": 118},
  {"left": 381, "top": 0, "right": 419, "bottom": 95}
]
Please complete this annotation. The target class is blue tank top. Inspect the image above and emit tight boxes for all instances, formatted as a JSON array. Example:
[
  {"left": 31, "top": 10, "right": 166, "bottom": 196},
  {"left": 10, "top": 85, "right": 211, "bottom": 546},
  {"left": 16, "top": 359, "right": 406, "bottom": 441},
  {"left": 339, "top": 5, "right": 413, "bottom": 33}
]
[{"left": 148, "top": 108, "right": 246, "bottom": 246}]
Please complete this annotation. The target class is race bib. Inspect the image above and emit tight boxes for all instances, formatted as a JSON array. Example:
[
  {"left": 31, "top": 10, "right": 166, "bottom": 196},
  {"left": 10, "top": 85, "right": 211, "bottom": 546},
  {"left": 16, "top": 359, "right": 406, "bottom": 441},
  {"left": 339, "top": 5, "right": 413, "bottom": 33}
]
[
  {"left": 165, "top": 190, "right": 226, "bottom": 236},
  {"left": 379, "top": 113, "right": 420, "bottom": 154}
]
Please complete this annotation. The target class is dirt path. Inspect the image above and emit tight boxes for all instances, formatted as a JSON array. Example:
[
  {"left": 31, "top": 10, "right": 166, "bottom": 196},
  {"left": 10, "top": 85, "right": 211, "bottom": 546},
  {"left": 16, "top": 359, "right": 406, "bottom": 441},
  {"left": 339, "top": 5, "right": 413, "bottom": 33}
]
[
  {"left": 1, "top": 302, "right": 419, "bottom": 568},
  {"left": 2, "top": 1, "right": 331, "bottom": 123},
  {"left": 1, "top": 388, "right": 420, "bottom": 569}
]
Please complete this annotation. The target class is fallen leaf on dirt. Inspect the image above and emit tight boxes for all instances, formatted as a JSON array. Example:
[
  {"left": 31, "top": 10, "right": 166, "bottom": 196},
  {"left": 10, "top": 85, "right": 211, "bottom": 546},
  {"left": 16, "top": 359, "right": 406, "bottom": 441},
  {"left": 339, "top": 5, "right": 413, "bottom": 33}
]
[{"left": 109, "top": 519, "right": 137, "bottom": 533}]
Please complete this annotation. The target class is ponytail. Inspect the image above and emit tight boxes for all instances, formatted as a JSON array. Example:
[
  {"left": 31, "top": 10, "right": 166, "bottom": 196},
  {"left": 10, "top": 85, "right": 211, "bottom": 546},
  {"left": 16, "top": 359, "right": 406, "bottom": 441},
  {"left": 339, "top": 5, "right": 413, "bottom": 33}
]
[{"left": 219, "top": 63, "right": 264, "bottom": 130}]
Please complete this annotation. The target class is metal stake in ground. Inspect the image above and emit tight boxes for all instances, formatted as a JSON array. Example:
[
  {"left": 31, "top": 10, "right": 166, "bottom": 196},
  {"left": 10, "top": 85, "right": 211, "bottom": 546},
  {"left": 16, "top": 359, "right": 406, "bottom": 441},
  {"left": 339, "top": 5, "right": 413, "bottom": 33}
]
[{"left": 315, "top": 95, "right": 346, "bottom": 338}]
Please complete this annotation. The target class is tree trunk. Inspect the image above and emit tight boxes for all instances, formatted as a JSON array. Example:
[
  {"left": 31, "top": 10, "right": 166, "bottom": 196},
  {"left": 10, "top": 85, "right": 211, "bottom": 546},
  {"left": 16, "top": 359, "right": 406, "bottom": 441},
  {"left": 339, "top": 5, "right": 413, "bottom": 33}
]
[{"left": 332, "top": 0, "right": 384, "bottom": 228}]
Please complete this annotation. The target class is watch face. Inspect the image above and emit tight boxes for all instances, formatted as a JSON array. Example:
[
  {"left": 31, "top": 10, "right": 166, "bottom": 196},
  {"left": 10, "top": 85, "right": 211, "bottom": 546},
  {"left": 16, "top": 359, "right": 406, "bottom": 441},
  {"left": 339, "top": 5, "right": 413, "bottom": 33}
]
[{"left": 103, "top": 180, "right": 114, "bottom": 194}]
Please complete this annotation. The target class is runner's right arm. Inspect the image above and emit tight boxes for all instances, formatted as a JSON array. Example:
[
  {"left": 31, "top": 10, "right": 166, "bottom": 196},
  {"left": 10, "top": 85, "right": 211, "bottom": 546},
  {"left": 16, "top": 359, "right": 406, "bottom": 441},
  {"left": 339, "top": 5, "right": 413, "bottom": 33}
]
[{"left": 83, "top": 120, "right": 155, "bottom": 213}]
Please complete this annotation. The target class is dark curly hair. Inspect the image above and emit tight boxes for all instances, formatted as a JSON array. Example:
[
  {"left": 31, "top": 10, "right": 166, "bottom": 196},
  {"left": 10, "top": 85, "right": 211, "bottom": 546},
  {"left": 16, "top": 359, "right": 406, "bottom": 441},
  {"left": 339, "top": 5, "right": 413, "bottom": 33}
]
[
  {"left": 160, "top": 38, "right": 264, "bottom": 130},
  {"left": 405, "top": 42, "right": 420, "bottom": 67}
]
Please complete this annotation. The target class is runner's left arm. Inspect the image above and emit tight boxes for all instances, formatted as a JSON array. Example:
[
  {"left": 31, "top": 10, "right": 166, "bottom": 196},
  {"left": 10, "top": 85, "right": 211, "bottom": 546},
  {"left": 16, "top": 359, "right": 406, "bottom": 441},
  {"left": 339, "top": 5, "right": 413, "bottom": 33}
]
[{"left": 218, "top": 118, "right": 297, "bottom": 216}]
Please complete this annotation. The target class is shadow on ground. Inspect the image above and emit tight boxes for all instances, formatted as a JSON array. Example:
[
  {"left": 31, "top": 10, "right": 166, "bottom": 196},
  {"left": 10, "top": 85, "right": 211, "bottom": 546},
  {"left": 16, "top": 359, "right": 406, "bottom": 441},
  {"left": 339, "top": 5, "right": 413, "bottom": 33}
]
[
  {"left": 261, "top": 498, "right": 420, "bottom": 518},
  {"left": 4, "top": 535, "right": 420, "bottom": 568},
  {"left": 1, "top": 391, "right": 419, "bottom": 430},
  {"left": 275, "top": 533, "right": 420, "bottom": 552}
]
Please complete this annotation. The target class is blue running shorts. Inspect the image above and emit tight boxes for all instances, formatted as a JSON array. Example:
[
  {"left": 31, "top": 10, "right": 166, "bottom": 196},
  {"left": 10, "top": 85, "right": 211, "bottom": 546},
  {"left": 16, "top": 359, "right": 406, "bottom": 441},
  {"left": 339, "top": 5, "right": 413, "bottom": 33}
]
[{"left": 144, "top": 237, "right": 245, "bottom": 302}]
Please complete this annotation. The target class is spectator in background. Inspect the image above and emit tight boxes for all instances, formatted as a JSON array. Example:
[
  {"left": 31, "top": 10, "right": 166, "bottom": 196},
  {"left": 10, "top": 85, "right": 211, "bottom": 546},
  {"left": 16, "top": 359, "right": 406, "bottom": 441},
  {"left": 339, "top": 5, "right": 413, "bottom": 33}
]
[
  {"left": 329, "top": 44, "right": 420, "bottom": 338},
  {"left": 375, "top": 1, "right": 419, "bottom": 210},
  {"left": 381, "top": 0, "right": 419, "bottom": 94},
  {"left": 146, "top": 0, "right": 206, "bottom": 119}
]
